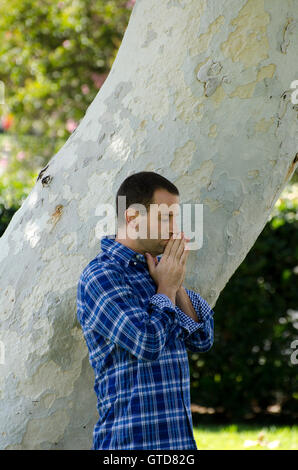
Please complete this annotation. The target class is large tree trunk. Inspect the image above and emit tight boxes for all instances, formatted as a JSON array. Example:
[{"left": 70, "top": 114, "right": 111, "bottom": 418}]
[{"left": 0, "top": 0, "right": 297, "bottom": 449}]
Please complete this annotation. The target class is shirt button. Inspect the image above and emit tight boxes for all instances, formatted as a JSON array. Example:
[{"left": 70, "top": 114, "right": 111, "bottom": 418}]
[{"left": 133, "top": 261, "right": 137, "bottom": 265}]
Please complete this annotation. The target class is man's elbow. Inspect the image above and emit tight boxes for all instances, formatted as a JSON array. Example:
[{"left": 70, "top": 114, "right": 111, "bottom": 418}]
[
  {"left": 186, "top": 333, "right": 214, "bottom": 353},
  {"left": 201, "top": 338, "right": 214, "bottom": 352},
  {"left": 137, "top": 339, "right": 168, "bottom": 362}
]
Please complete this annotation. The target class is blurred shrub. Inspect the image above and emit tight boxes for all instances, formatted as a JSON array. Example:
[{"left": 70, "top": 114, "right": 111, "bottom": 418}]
[
  {"left": 189, "top": 184, "right": 298, "bottom": 421},
  {"left": 0, "top": 0, "right": 135, "bottom": 228},
  {"left": 0, "top": 202, "right": 19, "bottom": 236},
  {"left": 0, "top": 0, "right": 133, "bottom": 164}
]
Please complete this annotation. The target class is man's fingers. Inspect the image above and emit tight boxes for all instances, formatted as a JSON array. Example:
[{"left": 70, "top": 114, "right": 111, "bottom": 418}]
[
  {"left": 162, "top": 233, "right": 175, "bottom": 258},
  {"left": 163, "top": 232, "right": 190, "bottom": 261},
  {"left": 167, "top": 233, "right": 179, "bottom": 258},
  {"left": 180, "top": 243, "right": 190, "bottom": 264},
  {"left": 168, "top": 232, "right": 185, "bottom": 258},
  {"left": 174, "top": 233, "right": 190, "bottom": 260},
  {"left": 176, "top": 236, "right": 186, "bottom": 260}
]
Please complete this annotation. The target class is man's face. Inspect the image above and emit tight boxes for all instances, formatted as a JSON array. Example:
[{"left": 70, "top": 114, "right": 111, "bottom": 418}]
[{"left": 139, "top": 188, "right": 180, "bottom": 257}]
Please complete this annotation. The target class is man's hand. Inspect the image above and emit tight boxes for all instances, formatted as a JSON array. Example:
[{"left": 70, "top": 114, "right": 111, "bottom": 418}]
[
  {"left": 177, "top": 234, "right": 190, "bottom": 290},
  {"left": 145, "top": 232, "right": 190, "bottom": 294}
]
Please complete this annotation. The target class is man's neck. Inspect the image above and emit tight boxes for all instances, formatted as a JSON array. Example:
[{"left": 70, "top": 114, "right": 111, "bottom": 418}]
[{"left": 115, "top": 234, "right": 144, "bottom": 255}]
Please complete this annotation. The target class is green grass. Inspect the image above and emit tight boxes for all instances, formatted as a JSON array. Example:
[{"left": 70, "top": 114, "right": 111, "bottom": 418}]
[{"left": 193, "top": 424, "right": 298, "bottom": 450}]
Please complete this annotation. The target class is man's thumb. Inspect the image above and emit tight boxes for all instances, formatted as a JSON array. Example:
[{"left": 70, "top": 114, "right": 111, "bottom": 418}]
[{"left": 145, "top": 252, "right": 154, "bottom": 272}]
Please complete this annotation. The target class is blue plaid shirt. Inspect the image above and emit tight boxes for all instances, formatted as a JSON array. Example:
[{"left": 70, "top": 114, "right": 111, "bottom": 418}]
[{"left": 77, "top": 234, "right": 214, "bottom": 450}]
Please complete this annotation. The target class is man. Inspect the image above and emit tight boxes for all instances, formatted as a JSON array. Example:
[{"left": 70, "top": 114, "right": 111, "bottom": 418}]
[{"left": 77, "top": 171, "right": 214, "bottom": 450}]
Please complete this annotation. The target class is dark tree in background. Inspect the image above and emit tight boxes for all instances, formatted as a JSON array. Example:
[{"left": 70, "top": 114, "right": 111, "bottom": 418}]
[{"left": 190, "top": 198, "right": 298, "bottom": 423}]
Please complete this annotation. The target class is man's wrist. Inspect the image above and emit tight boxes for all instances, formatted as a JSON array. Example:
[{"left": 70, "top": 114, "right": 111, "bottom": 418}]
[
  {"left": 176, "top": 286, "right": 185, "bottom": 299},
  {"left": 175, "top": 286, "right": 199, "bottom": 322},
  {"left": 157, "top": 284, "right": 177, "bottom": 305}
]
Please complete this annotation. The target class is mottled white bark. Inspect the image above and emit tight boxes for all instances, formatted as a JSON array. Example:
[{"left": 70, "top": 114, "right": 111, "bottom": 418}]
[{"left": 0, "top": 0, "right": 297, "bottom": 449}]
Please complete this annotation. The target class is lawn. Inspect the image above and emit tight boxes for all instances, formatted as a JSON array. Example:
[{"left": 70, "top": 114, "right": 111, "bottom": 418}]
[{"left": 193, "top": 424, "right": 298, "bottom": 450}]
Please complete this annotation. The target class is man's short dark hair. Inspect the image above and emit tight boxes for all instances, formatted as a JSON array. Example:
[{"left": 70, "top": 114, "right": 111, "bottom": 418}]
[{"left": 115, "top": 171, "right": 179, "bottom": 223}]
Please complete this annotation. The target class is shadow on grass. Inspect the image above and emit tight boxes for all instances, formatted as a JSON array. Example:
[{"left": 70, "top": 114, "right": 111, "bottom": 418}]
[{"left": 192, "top": 412, "right": 297, "bottom": 429}]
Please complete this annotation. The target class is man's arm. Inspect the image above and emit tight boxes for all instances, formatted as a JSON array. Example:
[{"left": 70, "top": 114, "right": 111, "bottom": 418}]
[
  {"left": 176, "top": 286, "right": 199, "bottom": 322},
  {"left": 77, "top": 267, "right": 185, "bottom": 362},
  {"left": 174, "top": 286, "right": 214, "bottom": 352}
]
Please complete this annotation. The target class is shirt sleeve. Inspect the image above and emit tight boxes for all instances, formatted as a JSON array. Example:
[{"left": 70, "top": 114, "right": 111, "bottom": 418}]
[
  {"left": 177, "top": 287, "right": 215, "bottom": 353},
  {"left": 78, "top": 267, "right": 184, "bottom": 362}
]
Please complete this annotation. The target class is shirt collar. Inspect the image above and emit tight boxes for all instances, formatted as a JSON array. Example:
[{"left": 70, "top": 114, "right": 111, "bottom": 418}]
[{"left": 100, "top": 233, "right": 162, "bottom": 268}]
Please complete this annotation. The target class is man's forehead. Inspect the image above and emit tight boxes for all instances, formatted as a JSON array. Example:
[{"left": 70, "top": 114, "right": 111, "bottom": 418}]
[
  {"left": 149, "top": 202, "right": 180, "bottom": 217},
  {"left": 152, "top": 195, "right": 179, "bottom": 205}
]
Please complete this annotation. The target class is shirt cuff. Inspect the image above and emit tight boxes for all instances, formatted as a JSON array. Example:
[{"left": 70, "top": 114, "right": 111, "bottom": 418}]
[
  {"left": 185, "top": 288, "right": 214, "bottom": 322},
  {"left": 149, "top": 293, "right": 178, "bottom": 320},
  {"left": 175, "top": 304, "right": 207, "bottom": 336}
]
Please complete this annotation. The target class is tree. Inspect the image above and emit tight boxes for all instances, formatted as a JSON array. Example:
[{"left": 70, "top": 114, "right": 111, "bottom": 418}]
[{"left": 0, "top": 0, "right": 297, "bottom": 449}]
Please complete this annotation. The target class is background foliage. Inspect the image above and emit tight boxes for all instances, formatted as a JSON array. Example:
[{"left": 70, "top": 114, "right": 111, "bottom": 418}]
[
  {"left": 0, "top": 0, "right": 134, "bottom": 206},
  {"left": 189, "top": 184, "right": 298, "bottom": 422}
]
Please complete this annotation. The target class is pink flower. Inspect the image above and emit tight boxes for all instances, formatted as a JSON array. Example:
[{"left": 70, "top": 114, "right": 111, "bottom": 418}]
[
  {"left": 126, "top": 0, "right": 136, "bottom": 8},
  {"left": 90, "top": 72, "right": 108, "bottom": 89},
  {"left": 62, "top": 40, "right": 71, "bottom": 49},
  {"left": 0, "top": 158, "right": 8, "bottom": 168},
  {"left": 81, "top": 84, "right": 90, "bottom": 95},
  {"left": 16, "top": 151, "right": 26, "bottom": 161},
  {"left": 66, "top": 119, "right": 77, "bottom": 133}
]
